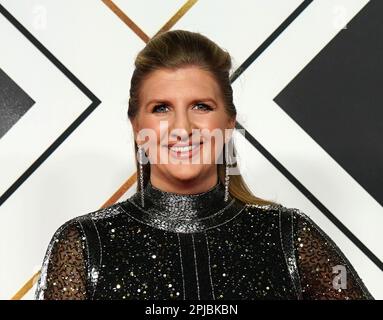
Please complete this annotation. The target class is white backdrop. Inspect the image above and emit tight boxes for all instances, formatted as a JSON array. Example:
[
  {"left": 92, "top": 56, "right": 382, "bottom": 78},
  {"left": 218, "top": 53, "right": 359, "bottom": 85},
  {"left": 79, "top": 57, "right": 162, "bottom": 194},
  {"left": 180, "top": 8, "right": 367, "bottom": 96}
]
[{"left": 0, "top": 0, "right": 381, "bottom": 299}]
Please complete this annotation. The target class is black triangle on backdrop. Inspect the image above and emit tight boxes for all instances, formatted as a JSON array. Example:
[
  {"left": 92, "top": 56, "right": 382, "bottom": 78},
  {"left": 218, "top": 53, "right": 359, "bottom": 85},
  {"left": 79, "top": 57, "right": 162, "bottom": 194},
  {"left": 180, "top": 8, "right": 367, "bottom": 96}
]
[
  {"left": 232, "top": 0, "right": 382, "bottom": 271},
  {"left": 0, "top": 68, "right": 35, "bottom": 139},
  {"left": 275, "top": 0, "right": 383, "bottom": 207}
]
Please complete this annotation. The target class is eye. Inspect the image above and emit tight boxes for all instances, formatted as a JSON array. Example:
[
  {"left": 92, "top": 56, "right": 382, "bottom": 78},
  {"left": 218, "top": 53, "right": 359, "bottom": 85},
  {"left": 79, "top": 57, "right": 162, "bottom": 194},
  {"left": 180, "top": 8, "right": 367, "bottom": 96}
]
[
  {"left": 152, "top": 103, "right": 213, "bottom": 113},
  {"left": 192, "top": 103, "right": 213, "bottom": 111},
  {"left": 152, "top": 104, "right": 169, "bottom": 113}
]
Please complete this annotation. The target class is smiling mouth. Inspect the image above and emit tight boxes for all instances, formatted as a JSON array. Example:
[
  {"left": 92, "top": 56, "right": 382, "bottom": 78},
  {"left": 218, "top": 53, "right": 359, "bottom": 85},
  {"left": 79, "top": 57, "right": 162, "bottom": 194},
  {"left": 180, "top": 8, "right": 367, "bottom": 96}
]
[
  {"left": 167, "top": 142, "right": 203, "bottom": 152},
  {"left": 165, "top": 142, "right": 203, "bottom": 160}
]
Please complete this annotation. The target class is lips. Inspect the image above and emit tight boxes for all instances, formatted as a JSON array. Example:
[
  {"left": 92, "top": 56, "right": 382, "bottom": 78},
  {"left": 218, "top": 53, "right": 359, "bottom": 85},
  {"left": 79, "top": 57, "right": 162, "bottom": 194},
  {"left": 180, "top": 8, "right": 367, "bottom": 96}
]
[
  {"left": 168, "top": 142, "right": 202, "bottom": 152},
  {"left": 167, "top": 142, "right": 203, "bottom": 160},
  {"left": 167, "top": 142, "right": 203, "bottom": 148},
  {"left": 169, "top": 144, "right": 200, "bottom": 152}
]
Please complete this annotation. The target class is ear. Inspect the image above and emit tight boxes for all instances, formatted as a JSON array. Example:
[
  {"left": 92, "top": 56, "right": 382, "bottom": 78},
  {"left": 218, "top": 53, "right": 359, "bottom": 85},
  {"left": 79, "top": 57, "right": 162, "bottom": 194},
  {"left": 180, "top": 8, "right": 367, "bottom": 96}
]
[
  {"left": 228, "top": 115, "right": 236, "bottom": 130},
  {"left": 130, "top": 117, "right": 137, "bottom": 131},
  {"left": 225, "top": 116, "right": 236, "bottom": 143},
  {"left": 130, "top": 118, "right": 139, "bottom": 141}
]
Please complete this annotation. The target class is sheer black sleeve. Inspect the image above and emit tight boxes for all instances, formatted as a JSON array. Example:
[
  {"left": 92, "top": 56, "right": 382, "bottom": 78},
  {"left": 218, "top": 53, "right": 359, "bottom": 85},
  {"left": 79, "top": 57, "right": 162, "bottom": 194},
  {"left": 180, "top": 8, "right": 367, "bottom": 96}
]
[
  {"left": 291, "top": 208, "right": 374, "bottom": 300},
  {"left": 35, "top": 219, "right": 88, "bottom": 300}
]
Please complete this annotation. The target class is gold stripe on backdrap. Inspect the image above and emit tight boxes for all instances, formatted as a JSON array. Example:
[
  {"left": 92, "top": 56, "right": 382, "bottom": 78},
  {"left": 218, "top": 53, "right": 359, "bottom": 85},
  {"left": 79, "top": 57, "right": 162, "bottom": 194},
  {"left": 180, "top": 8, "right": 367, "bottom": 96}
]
[
  {"left": 154, "top": 0, "right": 199, "bottom": 37},
  {"left": 102, "top": 0, "right": 150, "bottom": 42},
  {"left": 100, "top": 173, "right": 137, "bottom": 208},
  {"left": 10, "top": 271, "right": 41, "bottom": 300}
]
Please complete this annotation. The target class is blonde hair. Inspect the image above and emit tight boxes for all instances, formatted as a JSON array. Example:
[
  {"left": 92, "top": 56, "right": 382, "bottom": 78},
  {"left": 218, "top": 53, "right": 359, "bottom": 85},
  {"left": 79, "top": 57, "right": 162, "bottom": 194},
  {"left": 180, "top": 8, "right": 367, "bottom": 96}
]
[{"left": 128, "top": 29, "right": 279, "bottom": 206}]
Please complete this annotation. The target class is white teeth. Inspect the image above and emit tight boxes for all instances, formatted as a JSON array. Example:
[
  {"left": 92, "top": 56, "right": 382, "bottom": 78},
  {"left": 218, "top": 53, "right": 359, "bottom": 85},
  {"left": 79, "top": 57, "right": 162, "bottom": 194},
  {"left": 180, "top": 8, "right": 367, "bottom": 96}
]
[{"left": 169, "top": 144, "right": 200, "bottom": 152}]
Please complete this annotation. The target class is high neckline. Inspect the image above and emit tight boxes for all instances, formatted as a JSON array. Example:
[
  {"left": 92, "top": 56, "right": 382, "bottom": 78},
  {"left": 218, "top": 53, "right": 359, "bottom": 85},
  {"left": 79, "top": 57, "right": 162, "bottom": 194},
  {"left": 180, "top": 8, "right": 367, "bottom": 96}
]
[
  {"left": 121, "top": 178, "right": 247, "bottom": 233},
  {"left": 144, "top": 178, "right": 227, "bottom": 220}
]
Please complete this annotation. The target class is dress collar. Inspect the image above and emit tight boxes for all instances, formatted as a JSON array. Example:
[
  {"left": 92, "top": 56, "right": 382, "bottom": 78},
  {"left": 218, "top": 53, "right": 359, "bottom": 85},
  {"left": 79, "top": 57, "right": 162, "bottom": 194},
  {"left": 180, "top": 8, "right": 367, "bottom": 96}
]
[{"left": 121, "top": 178, "right": 247, "bottom": 233}]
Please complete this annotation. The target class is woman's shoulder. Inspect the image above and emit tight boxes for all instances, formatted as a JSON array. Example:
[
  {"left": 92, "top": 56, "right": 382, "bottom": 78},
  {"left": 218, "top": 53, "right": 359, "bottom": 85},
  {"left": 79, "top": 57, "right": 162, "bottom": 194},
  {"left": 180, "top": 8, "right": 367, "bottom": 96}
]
[
  {"left": 244, "top": 202, "right": 303, "bottom": 219},
  {"left": 243, "top": 202, "right": 323, "bottom": 236},
  {"left": 244, "top": 202, "right": 314, "bottom": 221},
  {"left": 50, "top": 202, "right": 125, "bottom": 240},
  {"left": 247, "top": 202, "right": 349, "bottom": 267}
]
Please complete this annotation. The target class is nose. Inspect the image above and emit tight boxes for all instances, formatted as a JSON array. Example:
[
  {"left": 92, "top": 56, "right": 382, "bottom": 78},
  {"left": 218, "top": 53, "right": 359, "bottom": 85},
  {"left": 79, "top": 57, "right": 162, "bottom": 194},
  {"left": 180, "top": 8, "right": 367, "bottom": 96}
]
[{"left": 169, "top": 108, "right": 193, "bottom": 142}]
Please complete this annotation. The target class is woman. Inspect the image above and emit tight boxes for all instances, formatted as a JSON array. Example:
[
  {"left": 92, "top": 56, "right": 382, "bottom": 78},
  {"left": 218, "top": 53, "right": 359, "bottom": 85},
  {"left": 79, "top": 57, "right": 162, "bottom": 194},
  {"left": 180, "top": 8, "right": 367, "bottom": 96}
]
[{"left": 35, "top": 30, "right": 373, "bottom": 300}]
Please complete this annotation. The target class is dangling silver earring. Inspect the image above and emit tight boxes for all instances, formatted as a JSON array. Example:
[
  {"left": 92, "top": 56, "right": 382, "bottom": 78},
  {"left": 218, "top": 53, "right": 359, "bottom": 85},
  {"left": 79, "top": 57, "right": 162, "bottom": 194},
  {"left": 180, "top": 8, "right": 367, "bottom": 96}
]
[
  {"left": 224, "top": 141, "right": 230, "bottom": 202},
  {"left": 138, "top": 145, "right": 145, "bottom": 208}
]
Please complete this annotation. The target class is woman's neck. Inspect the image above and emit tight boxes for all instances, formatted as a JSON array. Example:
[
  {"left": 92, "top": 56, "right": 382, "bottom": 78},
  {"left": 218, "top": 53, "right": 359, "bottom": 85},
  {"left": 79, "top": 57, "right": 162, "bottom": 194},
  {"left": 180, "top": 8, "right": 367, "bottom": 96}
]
[{"left": 149, "top": 171, "right": 219, "bottom": 195}]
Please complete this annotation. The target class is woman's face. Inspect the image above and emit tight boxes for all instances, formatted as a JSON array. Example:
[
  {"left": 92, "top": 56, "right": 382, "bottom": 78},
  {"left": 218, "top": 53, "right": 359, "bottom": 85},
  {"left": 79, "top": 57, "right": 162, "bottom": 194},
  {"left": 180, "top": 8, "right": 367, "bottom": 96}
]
[{"left": 131, "top": 66, "right": 235, "bottom": 190}]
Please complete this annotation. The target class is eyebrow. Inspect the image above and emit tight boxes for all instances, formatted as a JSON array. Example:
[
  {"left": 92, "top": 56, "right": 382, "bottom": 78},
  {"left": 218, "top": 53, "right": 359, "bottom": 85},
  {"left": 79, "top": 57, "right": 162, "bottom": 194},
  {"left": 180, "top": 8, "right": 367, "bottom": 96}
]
[{"left": 145, "top": 98, "right": 217, "bottom": 108}]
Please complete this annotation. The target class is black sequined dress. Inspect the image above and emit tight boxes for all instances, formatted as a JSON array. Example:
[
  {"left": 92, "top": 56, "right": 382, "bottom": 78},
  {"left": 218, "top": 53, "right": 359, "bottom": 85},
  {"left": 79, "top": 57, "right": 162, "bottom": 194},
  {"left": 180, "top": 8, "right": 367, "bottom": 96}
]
[{"left": 35, "top": 179, "right": 374, "bottom": 300}]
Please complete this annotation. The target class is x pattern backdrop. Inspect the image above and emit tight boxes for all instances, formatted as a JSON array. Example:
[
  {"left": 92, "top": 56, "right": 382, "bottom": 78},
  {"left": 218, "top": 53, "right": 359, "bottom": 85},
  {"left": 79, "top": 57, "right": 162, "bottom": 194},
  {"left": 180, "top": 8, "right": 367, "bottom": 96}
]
[{"left": 0, "top": 0, "right": 381, "bottom": 299}]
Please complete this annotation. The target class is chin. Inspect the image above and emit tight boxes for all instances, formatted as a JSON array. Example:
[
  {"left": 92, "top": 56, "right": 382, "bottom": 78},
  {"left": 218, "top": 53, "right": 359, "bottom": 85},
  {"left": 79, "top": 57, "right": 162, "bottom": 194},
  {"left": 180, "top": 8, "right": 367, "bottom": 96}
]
[{"left": 166, "top": 165, "right": 203, "bottom": 181}]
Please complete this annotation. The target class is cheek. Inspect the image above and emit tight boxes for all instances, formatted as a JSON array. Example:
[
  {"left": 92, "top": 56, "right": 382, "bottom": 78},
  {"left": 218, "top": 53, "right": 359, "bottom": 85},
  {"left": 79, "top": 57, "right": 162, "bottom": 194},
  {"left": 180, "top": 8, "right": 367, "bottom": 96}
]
[
  {"left": 200, "top": 133, "right": 226, "bottom": 164},
  {"left": 136, "top": 119, "right": 164, "bottom": 160}
]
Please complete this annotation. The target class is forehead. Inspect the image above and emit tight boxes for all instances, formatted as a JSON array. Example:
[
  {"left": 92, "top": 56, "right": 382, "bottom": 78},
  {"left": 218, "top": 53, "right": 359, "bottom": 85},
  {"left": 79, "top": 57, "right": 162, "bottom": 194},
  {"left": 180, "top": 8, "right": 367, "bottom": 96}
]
[{"left": 139, "top": 67, "right": 221, "bottom": 102}]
